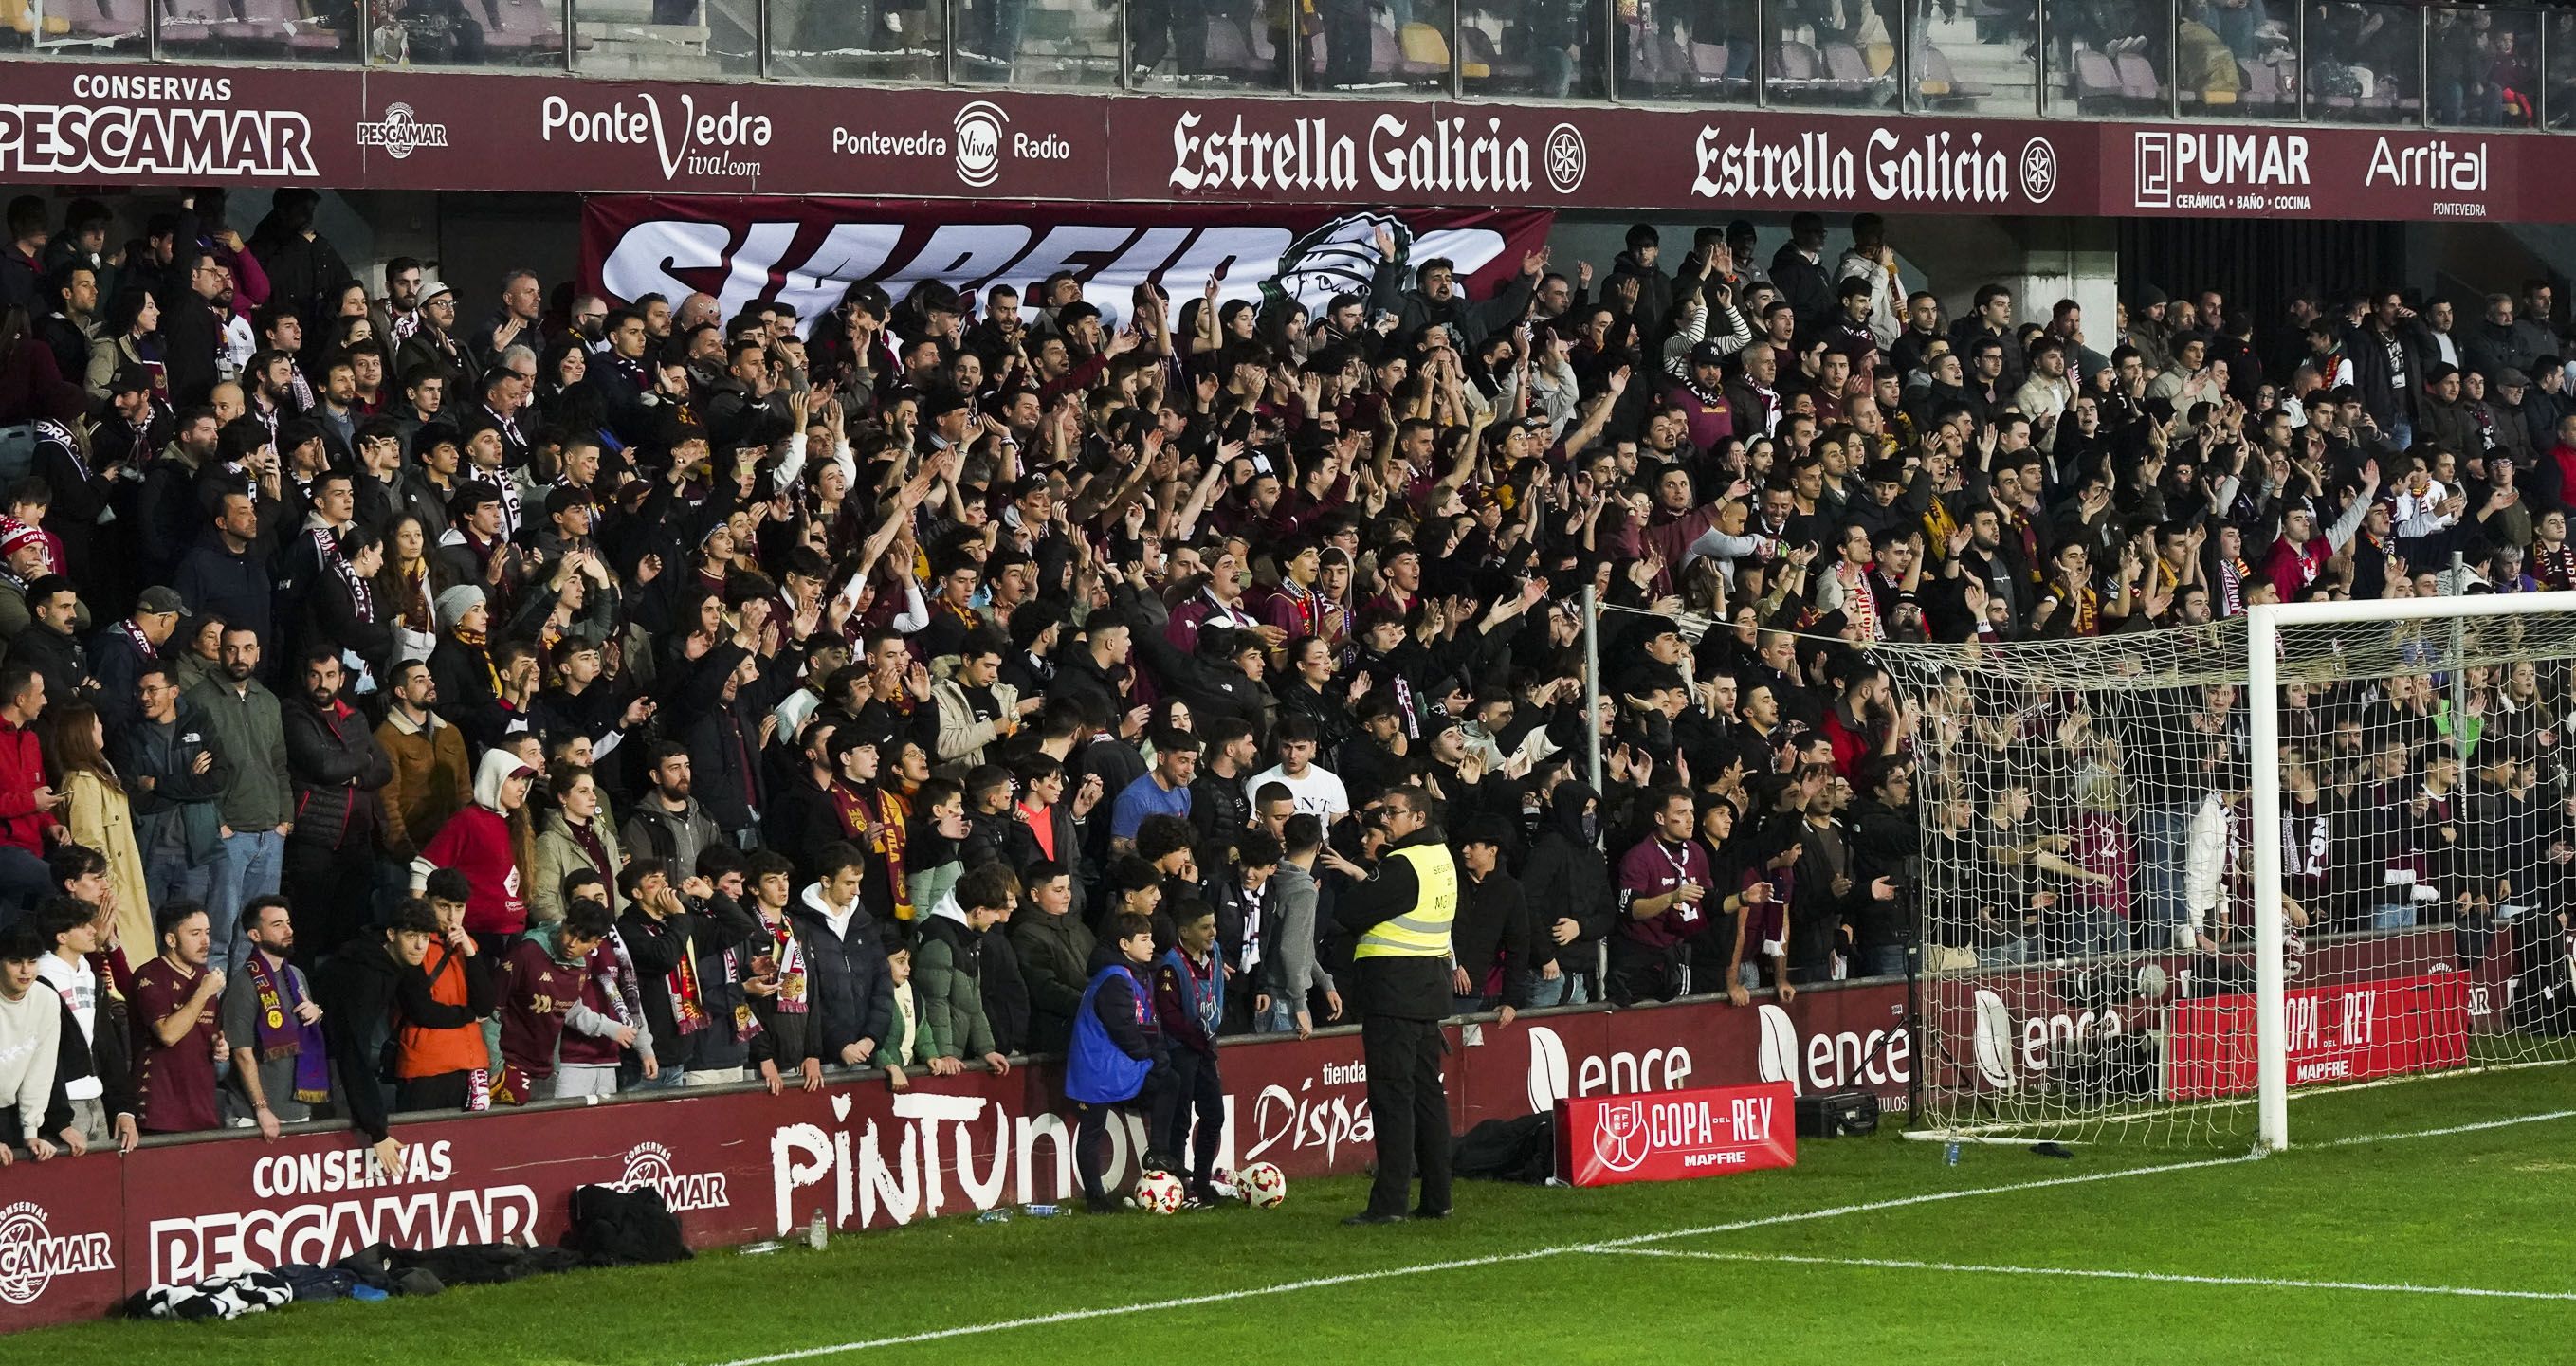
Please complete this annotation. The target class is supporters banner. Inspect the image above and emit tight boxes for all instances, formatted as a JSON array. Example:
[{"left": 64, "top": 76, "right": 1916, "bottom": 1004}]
[
  {"left": 0, "top": 980, "right": 1907, "bottom": 1330},
  {"left": 579, "top": 197, "right": 1555, "bottom": 334},
  {"left": 1557, "top": 1083, "right": 1797, "bottom": 1188}
]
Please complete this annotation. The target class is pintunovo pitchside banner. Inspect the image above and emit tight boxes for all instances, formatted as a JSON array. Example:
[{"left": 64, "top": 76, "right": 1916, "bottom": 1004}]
[{"left": 580, "top": 197, "right": 1554, "bottom": 337}]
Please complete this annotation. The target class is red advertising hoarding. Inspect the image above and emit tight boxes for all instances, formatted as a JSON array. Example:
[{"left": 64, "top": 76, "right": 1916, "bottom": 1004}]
[
  {"left": 577, "top": 197, "right": 1555, "bottom": 332},
  {"left": 2164, "top": 973, "right": 2471, "bottom": 1100},
  {"left": 0, "top": 58, "right": 2566, "bottom": 224},
  {"left": 1557, "top": 1082, "right": 1796, "bottom": 1187},
  {"left": 0, "top": 981, "right": 1913, "bottom": 1331}
]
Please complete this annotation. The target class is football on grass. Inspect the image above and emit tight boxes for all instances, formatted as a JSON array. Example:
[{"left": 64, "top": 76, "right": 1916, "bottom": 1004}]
[
  {"left": 1131, "top": 1170, "right": 1185, "bottom": 1214},
  {"left": 1235, "top": 1161, "right": 1287, "bottom": 1209}
]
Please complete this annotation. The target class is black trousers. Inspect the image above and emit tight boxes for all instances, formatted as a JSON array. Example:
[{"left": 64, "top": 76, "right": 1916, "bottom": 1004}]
[
  {"left": 283, "top": 839, "right": 380, "bottom": 961},
  {"left": 1154, "top": 1048, "right": 1224, "bottom": 1185},
  {"left": 1360, "top": 1012, "right": 1451, "bottom": 1217},
  {"left": 395, "top": 1068, "right": 473, "bottom": 1113}
]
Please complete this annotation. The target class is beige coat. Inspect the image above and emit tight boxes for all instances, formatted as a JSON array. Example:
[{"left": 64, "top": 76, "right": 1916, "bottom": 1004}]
[
  {"left": 64, "top": 768, "right": 151, "bottom": 957},
  {"left": 530, "top": 804, "right": 625, "bottom": 927}
]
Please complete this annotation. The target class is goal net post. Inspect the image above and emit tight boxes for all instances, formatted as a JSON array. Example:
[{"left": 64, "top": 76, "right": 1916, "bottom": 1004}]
[{"left": 1881, "top": 591, "right": 2576, "bottom": 1151}]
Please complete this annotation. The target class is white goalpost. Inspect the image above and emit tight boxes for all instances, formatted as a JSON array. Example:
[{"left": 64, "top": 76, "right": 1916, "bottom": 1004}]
[
  {"left": 2245, "top": 591, "right": 2576, "bottom": 1150},
  {"left": 1885, "top": 591, "right": 2576, "bottom": 1152}
]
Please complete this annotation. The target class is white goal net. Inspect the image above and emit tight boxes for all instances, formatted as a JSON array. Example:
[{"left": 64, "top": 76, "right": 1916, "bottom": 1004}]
[{"left": 1882, "top": 592, "right": 2576, "bottom": 1149}]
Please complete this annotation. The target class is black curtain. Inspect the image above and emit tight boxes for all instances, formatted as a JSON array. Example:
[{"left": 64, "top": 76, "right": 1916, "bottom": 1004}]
[{"left": 2116, "top": 218, "right": 2406, "bottom": 319}]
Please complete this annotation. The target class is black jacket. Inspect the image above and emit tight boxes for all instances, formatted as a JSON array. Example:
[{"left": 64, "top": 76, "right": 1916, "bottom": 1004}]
[
  {"left": 311, "top": 939, "right": 405, "bottom": 1142},
  {"left": 1517, "top": 782, "right": 1614, "bottom": 972},
  {"left": 787, "top": 888, "right": 894, "bottom": 1065},
  {"left": 980, "top": 925, "right": 1030, "bottom": 1056},
  {"left": 1012, "top": 908, "right": 1095, "bottom": 1054},
  {"left": 1331, "top": 829, "right": 1454, "bottom": 1020},
  {"left": 284, "top": 698, "right": 392, "bottom": 850},
  {"left": 5, "top": 620, "right": 95, "bottom": 704},
  {"left": 1452, "top": 867, "right": 1533, "bottom": 1009}
]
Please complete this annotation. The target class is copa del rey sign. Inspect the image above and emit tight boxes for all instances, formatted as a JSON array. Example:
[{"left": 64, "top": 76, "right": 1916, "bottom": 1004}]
[{"left": 1557, "top": 1083, "right": 1797, "bottom": 1188}]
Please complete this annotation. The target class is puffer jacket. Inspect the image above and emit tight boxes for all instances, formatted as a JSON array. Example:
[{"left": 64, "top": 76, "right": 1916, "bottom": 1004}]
[{"left": 283, "top": 696, "right": 390, "bottom": 850}]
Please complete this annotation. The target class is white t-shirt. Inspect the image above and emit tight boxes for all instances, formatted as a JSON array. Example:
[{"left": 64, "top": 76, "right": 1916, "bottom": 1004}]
[
  {"left": 1247, "top": 764, "right": 1349, "bottom": 821},
  {"left": 36, "top": 954, "right": 100, "bottom": 1101}
]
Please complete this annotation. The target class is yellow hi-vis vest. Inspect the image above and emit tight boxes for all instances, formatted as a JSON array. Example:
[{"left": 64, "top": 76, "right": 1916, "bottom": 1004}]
[{"left": 1353, "top": 842, "right": 1458, "bottom": 959}]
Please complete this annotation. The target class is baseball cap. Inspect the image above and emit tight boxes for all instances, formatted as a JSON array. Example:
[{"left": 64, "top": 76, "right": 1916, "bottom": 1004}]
[
  {"left": 1690, "top": 340, "right": 1728, "bottom": 369},
  {"left": 136, "top": 586, "right": 189, "bottom": 617},
  {"left": 108, "top": 365, "right": 155, "bottom": 396},
  {"left": 415, "top": 279, "right": 453, "bottom": 306}
]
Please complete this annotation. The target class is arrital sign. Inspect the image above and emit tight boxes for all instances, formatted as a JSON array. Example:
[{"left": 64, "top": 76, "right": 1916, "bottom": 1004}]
[{"left": 0, "top": 58, "right": 2563, "bottom": 223}]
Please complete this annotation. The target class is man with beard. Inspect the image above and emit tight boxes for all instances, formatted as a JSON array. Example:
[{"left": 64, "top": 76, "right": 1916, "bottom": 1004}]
[
  {"left": 282, "top": 650, "right": 390, "bottom": 956},
  {"left": 130, "top": 899, "right": 223, "bottom": 1134},
  {"left": 375, "top": 659, "right": 470, "bottom": 865},
  {"left": 218, "top": 896, "right": 329, "bottom": 1137},
  {"left": 620, "top": 743, "right": 724, "bottom": 883}
]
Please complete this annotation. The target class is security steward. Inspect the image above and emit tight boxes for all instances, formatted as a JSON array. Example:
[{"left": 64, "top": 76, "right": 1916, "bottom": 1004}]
[{"left": 1325, "top": 787, "right": 1457, "bottom": 1224}]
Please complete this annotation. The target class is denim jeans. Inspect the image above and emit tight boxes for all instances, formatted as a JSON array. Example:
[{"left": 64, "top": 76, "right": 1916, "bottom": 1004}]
[
  {"left": 2373, "top": 902, "right": 2419, "bottom": 932},
  {"left": 208, "top": 829, "right": 284, "bottom": 977},
  {"left": 143, "top": 842, "right": 216, "bottom": 921},
  {"left": 1519, "top": 970, "right": 1576, "bottom": 1009},
  {"left": 0, "top": 844, "right": 53, "bottom": 926},
  {"left": 1856, "top": 944, "right": 1908, "bottom": 979},
  {"left": 2068, "top": 908, "right": 2126, "bottom": 962},
  {"left": 1253, "top": 997, "right": 1297, "bottom": 1033},
  {"left": 2135, "top": 806, "right": 2193, "bottom": 955}
]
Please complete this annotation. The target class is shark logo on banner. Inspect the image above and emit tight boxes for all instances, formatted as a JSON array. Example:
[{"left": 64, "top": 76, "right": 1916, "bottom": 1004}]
[{"left": 582, "top": 198, "right": 1553, "bottom": 336}]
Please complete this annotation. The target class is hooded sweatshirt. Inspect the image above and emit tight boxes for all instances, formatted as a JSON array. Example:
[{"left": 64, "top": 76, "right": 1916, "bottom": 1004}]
[
  {"left": 1519, "top": 781, "right": 1616, "bottom": 973},
  {"left": 914, "top": 894, "right": 994, "bottom": 1061},
  {"left": 414, "top": 750, "right": 532, "bottom": 936}
]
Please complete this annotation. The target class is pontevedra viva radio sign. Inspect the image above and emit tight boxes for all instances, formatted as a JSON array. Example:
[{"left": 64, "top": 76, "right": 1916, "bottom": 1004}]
[{"left": 1556, "top": 1083, "right": 1797, "bottom": 1188}]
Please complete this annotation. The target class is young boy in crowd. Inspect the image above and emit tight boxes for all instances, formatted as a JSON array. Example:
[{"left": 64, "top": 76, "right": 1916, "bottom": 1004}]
[
  {"left": 904, "top": 778, "right": 970, "bottom": 916},
  {"left": 1068, "top": 912, "right": 1160, "bottom": 1214},
  {"left": 496, "top": 898, "right": 644, "bottom": 1102},
  {"left": 1152, "top": 899, "right": 1227, "bottom": 1205},
  {"left": 0, "top": 923, "right": 62, "bottom": 1157},
  {"left": 879, "top": 933, "right": 922, "bottom": 1091},
  {"left": 742, "top": 850, "right": 817, "bottom": 1095},
  {"left": 396, "top": 870, "right": 499, "bottom": 1111}
]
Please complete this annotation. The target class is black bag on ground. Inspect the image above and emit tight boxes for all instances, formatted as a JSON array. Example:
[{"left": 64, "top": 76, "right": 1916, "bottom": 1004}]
[
  {"left": 567, "top": 1182, "right": 692, "bottom": 1265},
  {"left": 1453, "top": 1113, "right": 1557, "bottom": 1184},
  {"left": 1795, "top": 1089, "right": 1879, "bottom": 1138}
]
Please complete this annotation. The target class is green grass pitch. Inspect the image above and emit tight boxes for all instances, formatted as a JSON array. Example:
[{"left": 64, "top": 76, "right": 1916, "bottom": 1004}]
[{"left": 23, "top": 1065, "right": 2574, "bottom": 1364}]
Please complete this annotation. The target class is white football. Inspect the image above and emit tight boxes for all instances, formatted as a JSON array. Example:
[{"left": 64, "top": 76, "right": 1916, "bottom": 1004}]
[
  {"left": 1235, "top": 1161, "right": 1288, "bottom": 1209},
  {"left": 1131, "top": 1169, "right": 1185, "bottom": 1214}
]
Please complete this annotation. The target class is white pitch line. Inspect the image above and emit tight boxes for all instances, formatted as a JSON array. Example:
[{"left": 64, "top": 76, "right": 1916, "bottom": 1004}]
[
  {"left": 2312, "top": 1106, "right": 2576, "bottom": 1147},
  {"left": 1591, "top": 1248, "right": 2576, "bottom": 1303},
  {"left": 704, "top": 1248, "right": 1571, "bottom": 1364},
  {"left": 700, "top": 1107, "right": 2574, "bottom": 1364}
]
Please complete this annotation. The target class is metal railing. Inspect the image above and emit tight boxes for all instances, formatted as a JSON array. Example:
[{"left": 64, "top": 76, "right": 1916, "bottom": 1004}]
[{"left": 3, "top": 0, "right": 2570, "bottom": 134}]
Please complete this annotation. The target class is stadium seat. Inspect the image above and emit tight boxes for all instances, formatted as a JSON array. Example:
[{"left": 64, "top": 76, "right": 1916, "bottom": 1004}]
[
  {"left": 1819, "top": 40, "right": 1878, "bottom": 98},
  {"left": 1919, "top": 44, "right": 1987, "bottom": 100},
  {"left": 2116, "top": 52, "right": 2164, "bottom": 105},
  {"left": 1200, "top": 16, "right": 1261, "bottom": 78},
  {"left": 156, "top": 0, "right": 221, "bottom": 44},
  {"left": 1767, "top": 39, "right": 1823, "bottom": 96},
  {"left": 1396, "top": 21, "right": 1445, "bottom": 80},
  {"left": 2070, "top": 48, "right": 2121, "bottom": 108},
  {"left": 1690, "top": 39, "right": 1751, "bottom": 97},
  {"left": 1459, "top": 25, "right": 1526, "bottom": 83}
]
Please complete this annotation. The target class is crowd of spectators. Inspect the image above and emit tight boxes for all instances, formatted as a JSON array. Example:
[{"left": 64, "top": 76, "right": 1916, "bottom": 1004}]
[{"left": 1, "top": 185, "right": 2573, "bottom": 1170}]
